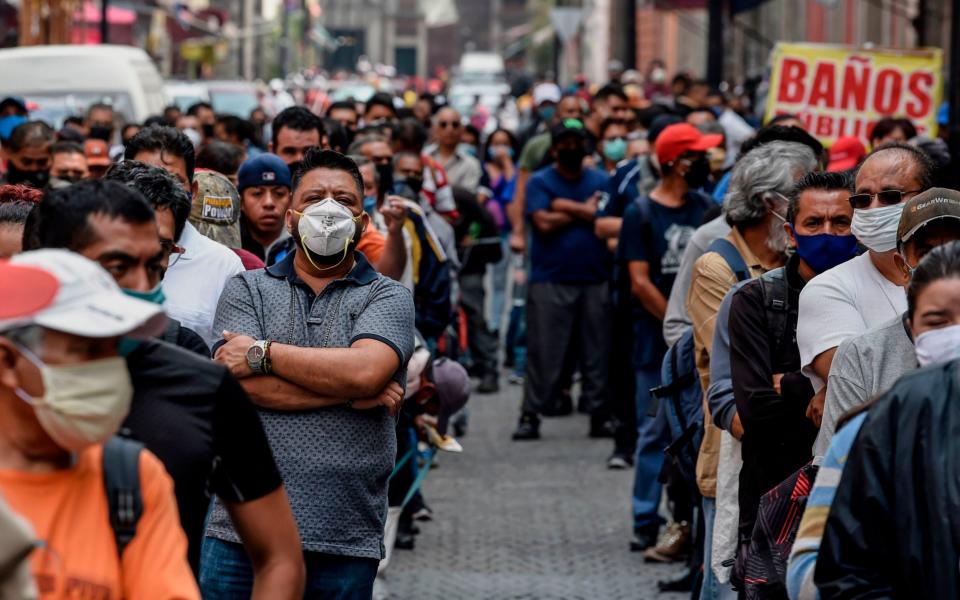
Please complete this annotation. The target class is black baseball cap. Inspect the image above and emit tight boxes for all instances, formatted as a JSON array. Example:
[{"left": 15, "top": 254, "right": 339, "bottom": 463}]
[{"left": 550, "top": 118, "right": 588, "bottom": 143}]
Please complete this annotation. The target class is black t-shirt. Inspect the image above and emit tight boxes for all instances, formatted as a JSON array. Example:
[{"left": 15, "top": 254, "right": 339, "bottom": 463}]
[{"left": 123, "top": 340, "right": 282, "bottom": 571}]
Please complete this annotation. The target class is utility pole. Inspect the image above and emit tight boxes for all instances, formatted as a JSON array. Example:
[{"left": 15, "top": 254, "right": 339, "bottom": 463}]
[
  {"left": 707, "top": 0, "right": 723, "bottom": 86},
  {"left": 624, "top": 0, "right": 637, "bottom": 70},
  {"left": 949, "top": 0, "right": 960, "bottom": 183},
  {"left": 101, "top": 0, "right": 109, "bottom": 44}
]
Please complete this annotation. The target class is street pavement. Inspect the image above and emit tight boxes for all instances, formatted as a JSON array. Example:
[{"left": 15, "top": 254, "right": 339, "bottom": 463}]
[{"left": 382, "top": 375, "right": 683, "bottom": 599}]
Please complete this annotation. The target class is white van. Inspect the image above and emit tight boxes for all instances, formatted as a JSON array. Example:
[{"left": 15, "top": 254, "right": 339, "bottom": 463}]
[{"left": 0, "top": 45, "right": 165, "bottom": 127}]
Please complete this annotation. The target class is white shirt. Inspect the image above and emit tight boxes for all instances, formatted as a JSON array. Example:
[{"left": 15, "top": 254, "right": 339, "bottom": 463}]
[
  {"left": 797, "top": 252, "right": 907, "bottom": 390},
  {"left": 163, "top": 222, "right": 245, "bottom": 347},
  {"left": 718, "top": 108, "right": 755, "bottom": 169}
]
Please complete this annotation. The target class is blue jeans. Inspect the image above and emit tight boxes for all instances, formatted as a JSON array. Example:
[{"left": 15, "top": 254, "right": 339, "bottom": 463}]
[
  {"left": 486, "top": 236, "right": 510, "bottom": 332},
  {"left": 631, "top": 364, "right": 669, "bottom": 531},
  {"left": 700, "top": 497, "right": 738, "bottom": 600},
  {"left": 199, "top": 537, "right": 379, "bottom": 600}
]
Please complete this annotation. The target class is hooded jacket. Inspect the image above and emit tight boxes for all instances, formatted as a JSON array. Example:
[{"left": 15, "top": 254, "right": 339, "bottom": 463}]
[{"left": 815, "top": 360, "right": 960, "bottom": 599}]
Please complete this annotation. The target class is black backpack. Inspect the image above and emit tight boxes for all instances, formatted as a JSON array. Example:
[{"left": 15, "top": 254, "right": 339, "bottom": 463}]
[{"left": 102, "top": 435, "right": 144, "bottom": 557}]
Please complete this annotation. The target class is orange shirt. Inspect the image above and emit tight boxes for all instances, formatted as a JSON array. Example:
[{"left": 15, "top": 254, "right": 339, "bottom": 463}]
[
  {"left": 357, "top": 227, "right": 386, "bottom": 264},
  {"left": 0, "top": 446, "right": 199, "bottom": 600}
]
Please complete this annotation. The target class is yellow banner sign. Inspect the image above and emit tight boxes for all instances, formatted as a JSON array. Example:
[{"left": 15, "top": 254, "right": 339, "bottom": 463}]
[{"left": 764, "top": 43, "right": 943, "bottom": 145}]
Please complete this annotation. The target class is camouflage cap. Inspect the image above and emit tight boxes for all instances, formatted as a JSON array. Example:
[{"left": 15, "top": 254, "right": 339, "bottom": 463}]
[{"left": 190, "top": 169, "right": 242, "bottom": 249}]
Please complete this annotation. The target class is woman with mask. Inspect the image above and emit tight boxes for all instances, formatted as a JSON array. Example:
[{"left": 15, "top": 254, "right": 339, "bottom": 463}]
[
  {"left": 597, "top": 118, "right": 629, "bottom": 174},
  {"left": 0, "top": 250, "right": 200, "bottom": 599},
  {"left": 788, "top": 239, "right": 960, "bottom": 600},
  {"left": 479, "top": 128, "right": 521, "bottom": 336}
]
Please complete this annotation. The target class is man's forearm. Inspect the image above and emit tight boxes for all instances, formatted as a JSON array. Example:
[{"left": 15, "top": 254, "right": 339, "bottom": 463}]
[
  {"left": 375, "top": 232, "right": 406, "bottom": 281},
  {"left": 239, "top": 376, "right": 344, "bottom": 411},
  {"left": 531, "top": 210, "right": 575, "bottom": 234},
  {"left": 595, "top": 216, "right": 622, "bottom": 240},
  {"left": 270, "top": 342, "right": 397, "bottom": 398},
  {"left": 552, "top": 199, "right": 595, "bottom": 221}
]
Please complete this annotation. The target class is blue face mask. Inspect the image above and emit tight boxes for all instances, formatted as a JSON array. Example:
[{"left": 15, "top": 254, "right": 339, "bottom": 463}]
[
  {"left": 540, "top": 106, "right": 556, "bottom": 122},
  {"left": 363, "top": 195, "right": 377, "bottom": 215},
  {"left": 117, "top": 337, "right": 142, "bottom": 357},
  {"left": 790, "top": 227, "right": 859, "bottom": 274},
  {"left": 602, "top": 137, "right": 627, "bottom": 163},
  {"left": 457, "top": 143, "right": 478, "bottom": 158},
  {"left": 487, "top": 145, "right": 515, "bottom": 161}
]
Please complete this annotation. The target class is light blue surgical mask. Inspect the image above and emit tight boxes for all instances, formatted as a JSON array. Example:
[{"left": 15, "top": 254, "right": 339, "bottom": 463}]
[
  {"left": 457, "top": 143, "right": 478, "bottom": 158},
  {"left": 603, "top": 137, "right": 627, "bottom": 163},
  {"left": 363, "top": 195, "right": 378, "bottom": 215},
  {"left": 122, "top": 283, "right": 166, "bottom": 306}
]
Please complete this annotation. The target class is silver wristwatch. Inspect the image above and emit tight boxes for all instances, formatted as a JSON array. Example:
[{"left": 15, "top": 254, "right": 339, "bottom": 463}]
[{"left": 245, "top": 340, "right": 271, "bottom": 375}]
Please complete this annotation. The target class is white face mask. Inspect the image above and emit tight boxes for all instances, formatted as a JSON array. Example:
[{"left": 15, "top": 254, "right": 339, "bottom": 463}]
[
  {"left": 851, "top": 203, "right": 905, "bottom": 253},
  {"left": 295, "top": 198, "right": 362, "bottom": 268},
  {"left": 15, "top": 348, "right": 133, "bottom": 452},
  {"left": 914, "top": 323, "right": 960, "bottom": 367}
]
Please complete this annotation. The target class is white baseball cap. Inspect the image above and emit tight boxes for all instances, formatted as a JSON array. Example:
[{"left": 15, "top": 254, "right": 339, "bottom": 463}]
[
  {"left": 532, "top": 82, "right": 562, "bottom": 106},
  {"left": 3, "top": 249, "right": 166, "bottom": 339}
]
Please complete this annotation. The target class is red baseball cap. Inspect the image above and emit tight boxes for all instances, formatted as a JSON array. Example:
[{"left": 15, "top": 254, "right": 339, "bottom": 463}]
[
  {"left": 0, "top": 262, "right": 60, "bottom": 324},
  {"left": 655, "top": 123, "right": 723, "bottom": 166},
  {"left": 827, "top": 136, "right": 867, "bottom": 172}
]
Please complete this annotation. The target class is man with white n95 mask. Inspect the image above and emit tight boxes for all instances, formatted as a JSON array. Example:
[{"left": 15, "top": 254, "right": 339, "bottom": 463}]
[{"left": 796, "top": 143, "right": 934, "bottom": 426}]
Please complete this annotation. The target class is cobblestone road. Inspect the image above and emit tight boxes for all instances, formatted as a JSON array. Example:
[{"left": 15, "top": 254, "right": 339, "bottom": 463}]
[{"left": 382, "top": 377, "right": 683, "bottom": 599}]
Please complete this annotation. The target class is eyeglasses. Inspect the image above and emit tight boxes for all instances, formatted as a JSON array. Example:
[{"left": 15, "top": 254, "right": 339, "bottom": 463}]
[
  {"left": 848, "top": 189, "right": 922, "bottom": 210},
  {"left": 161, "top": 239, "right": 186, "bottom": 267},
  {"left": 437, "top": 121, "right": 461, "bottom": 129}
]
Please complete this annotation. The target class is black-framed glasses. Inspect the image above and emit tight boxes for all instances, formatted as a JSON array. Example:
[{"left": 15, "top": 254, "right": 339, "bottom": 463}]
[
  {"left": 848, "top": 189, "right": 922, "bottom": 210},
  {"left": 437, "top": 121, "right": 461, "bottom": 129},
  {"left": 161, "top": 239, "right": 185, "bottom": 267}
]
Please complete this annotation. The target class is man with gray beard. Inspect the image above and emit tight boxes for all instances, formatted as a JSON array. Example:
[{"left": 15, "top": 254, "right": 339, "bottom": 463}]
[{"left": 685, "top": 140, "right": 818, "bottom": 600}]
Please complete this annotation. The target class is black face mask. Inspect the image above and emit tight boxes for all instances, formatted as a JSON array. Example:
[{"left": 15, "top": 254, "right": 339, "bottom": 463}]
[
  {"left": 202, "top": 123, "right": 215, "bottom": 138},
  {"left": 6, "top": 164, "right": 49, "bottom": 189},
  {"left": 88, "top": 125, "right": 113, "bottom": 142},
  {"left": 556, "top": 146, "right": 586, "bottom": 172},
  {"left": 682, "top": 157, "right": 711, "bottom": 189},
  {"left": 375, "top": 163, "right": 394, "bottom": 199}
]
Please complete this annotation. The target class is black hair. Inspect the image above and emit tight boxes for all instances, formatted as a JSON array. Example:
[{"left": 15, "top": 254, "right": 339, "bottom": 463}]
[
  {"left": 0, "top": 200, "right": 35, "bottom": 227},
  {"left": 327, "top": 101, "right": 359, "bottom": 116},
  {"left": 672, "top": 73, "right": 693, "bottom": 90},
  {"left": 216, "top": 114, "right": 253, "bottom": 143},
  {"left": 50, "top": 141, "right": 84, "bottom": 157},
  {"left": 123, "top": 125, "right": 196, "bottom": 183},
  {"left": 104, "top": 160, "right": 192, "bottom": 240},
  {"left": 870, "top": 117, "right": 918, "bottom": 145},
  {"left": 29, "top": 179, "right": 155, "bottom": 252},
  {"left": 364, "top": 93, "right": 396, "bottom": 119},
  {"left": 739, "top": 124, "right": 824, "bottom": 163},
  {"left": 907, "top": 240, "right": 960, "bottom": 318},
  {"left": 292, "top": 148, "right": 363, "bottom": 197},
  {"left": 63, "top": 116, "right": 84, "bottom": 128},
  {"left": 196, "top": 141, "right": 245, "bottom": 178},
  {"left": 766, "top": 113, "right": 802, "bottom": 127},
  {"left": 598, "top": 117, "right": 627, "bottom": 140},
  {"left": 462, "top": 124, "right": 481, "bottom": 145},
  {"left": 594, "top": 83, "right": 628, "bottom": 104},
  {"left": 143, "top": 115, "right": 168, "bottom": 128},
  {"left": 482, "top": 127, "right": 521, "bottom": 162},
  {"left": 187, "top": 101, "right": 214, "bottom": 116},
  {"left": 787, "top": 171, "right": 850, "bottom": 224},
  {"left": 6, "top": 121, "right": 54, "bottom": 152},
  {"left": 322, "top": 118, "right": 351, "bottom": 154},
  {"left": 857, "top": 142, "right": 934, "bottom": 190},
  {"left": 393, "top": 118, "right": 428, "bottom": 152},
  {"left": 271, "top": 106, "right": 325, "bottom": 150},
  {"left": 347, "top": 133, "right": 389, "bottom": 156}
]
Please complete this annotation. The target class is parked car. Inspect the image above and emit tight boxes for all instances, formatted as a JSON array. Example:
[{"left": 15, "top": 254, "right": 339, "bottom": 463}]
[
  {"left": 0, "top": 45, "right": 165, "bottom": 127},
  {"left": 205, "top": 80, "right": 260, "bottom": 118},
  {"left": 164, "top": 81, "right": 210, "bottom": 112}
]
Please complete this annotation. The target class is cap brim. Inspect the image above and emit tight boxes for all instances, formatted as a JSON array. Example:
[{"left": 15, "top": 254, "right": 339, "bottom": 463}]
[
  {"left": 688, "top": 133, "right": 724, "bottom": 151},
  {"left": 87, "top": 158, "right": 111, "bottom": 167},
  {"left": 33, "top": 289, "right": 166, "bottom": 339},
  {"left": 900, "top": 214, "right": 960, "bottom": 245}
]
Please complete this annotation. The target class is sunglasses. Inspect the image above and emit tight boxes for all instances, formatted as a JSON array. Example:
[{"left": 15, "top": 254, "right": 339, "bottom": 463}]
[
  {"left": 437, "top": 121, "right": 461, "bottom": 129},
  {"left": 161, "top": 239, "right": 186, "bottom": 267},
  {"left": 848, "top": 189, "right": 921, "bottom": 210}
]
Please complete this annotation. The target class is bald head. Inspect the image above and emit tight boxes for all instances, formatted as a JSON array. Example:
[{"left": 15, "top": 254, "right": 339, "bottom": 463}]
[{"left": 854, "top": 143, "right": 933, "bottom": 201}]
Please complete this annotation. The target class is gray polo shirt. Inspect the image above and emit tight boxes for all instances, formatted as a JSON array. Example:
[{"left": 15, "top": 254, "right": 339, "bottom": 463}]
[
  {"left": 206, "top": 250, "right": 415, "bottom": 559},
  {"left": 424, "top": 144, "right": 483, "bottom": 193},
  {"left": 814, "top": 314, "right": 916, "bottom": 456}
]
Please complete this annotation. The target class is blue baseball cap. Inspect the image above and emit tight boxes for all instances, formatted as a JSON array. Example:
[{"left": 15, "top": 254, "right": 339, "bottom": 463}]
[{"left": 237, "top": 153, "right": 292, "bottom": 193}]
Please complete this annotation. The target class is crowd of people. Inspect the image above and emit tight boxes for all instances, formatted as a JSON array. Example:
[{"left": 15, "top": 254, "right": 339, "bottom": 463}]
[{"left": 0, "top": 63, "right": 959, "bottom": 600}]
